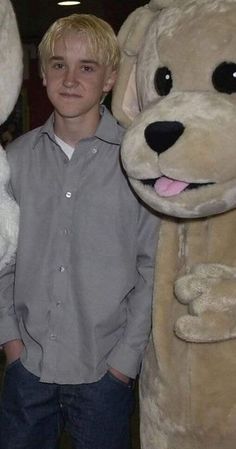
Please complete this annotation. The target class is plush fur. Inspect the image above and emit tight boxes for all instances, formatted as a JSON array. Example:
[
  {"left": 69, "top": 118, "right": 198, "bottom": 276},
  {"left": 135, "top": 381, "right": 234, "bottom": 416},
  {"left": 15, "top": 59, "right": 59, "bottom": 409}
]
[
  {"left": 0, "top": 1, "right": 22, "bottom": 269},
  {"left": 112, "top": 0, "right": 236, "bottom": 447}
]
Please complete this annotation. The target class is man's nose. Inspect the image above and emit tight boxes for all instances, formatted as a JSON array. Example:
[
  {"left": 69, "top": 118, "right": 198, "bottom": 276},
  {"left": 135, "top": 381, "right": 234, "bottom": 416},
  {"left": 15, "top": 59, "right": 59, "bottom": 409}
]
[{"left": 63, "top": 69, "right": 78, "bottom": 87}]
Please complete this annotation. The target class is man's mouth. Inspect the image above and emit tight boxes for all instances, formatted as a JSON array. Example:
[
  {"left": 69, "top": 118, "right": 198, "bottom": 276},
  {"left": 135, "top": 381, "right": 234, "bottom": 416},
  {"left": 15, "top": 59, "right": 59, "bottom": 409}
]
[
  {"left": 142, "top": 176, "right": 213, "bottom": 197},
  {"left": 60, "top": 93, "right": 81, "bottom": 98}
]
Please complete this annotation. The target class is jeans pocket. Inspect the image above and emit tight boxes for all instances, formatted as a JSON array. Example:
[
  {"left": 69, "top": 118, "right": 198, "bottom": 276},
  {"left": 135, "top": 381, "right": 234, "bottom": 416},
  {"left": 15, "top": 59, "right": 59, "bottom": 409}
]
[{"left": 107, "top": 370, "right": 134, "bottom": 390}]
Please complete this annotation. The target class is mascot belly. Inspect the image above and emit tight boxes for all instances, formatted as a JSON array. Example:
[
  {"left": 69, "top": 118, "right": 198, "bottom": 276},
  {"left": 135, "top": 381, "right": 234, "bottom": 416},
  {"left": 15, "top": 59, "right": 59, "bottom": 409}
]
[{"left": 112, "top": 0, "right": 236, "bottom": 447}]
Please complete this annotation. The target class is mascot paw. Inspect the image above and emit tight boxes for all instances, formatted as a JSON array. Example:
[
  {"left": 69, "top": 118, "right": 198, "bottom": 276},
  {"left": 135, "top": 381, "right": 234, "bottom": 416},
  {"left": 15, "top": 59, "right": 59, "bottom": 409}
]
[{"left": 174, "top": 263, "right": 236, "bottom": 342}]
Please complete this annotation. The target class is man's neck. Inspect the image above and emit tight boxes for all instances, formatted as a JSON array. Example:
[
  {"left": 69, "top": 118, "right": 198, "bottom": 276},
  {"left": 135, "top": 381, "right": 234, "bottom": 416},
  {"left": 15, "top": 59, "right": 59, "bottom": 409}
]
[{"left": 53, "top": 110, "right": 101, "bottom": 147}]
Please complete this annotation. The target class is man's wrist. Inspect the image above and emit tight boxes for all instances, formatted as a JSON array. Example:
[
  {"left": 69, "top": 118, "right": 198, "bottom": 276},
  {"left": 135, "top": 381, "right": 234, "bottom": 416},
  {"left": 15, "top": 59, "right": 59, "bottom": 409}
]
[
  {"left": 108, "top": 366, "right": 130, "bottom": 384},
  {"left": 3, "top": 339, "right": 24, "bottom": 364}
]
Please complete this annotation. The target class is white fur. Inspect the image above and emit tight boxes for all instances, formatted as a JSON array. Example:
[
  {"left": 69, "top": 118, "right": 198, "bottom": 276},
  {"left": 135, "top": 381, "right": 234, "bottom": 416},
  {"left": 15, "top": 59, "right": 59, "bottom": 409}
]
[{"left": 0, "top": 1, "right": 22, "bottom": 268}]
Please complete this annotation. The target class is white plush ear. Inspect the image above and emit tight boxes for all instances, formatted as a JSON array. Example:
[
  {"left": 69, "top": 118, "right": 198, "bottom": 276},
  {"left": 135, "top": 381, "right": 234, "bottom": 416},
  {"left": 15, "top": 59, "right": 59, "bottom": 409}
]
[{"left": 0, "top": 0, "right": 23, "bottom": 125}]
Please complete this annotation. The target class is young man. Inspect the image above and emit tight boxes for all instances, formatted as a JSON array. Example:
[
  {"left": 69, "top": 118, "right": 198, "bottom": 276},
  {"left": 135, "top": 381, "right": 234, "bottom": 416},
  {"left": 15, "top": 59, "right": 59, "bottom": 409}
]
[{"left": 0, "top": 14, "right": 158, "bottom": 449}]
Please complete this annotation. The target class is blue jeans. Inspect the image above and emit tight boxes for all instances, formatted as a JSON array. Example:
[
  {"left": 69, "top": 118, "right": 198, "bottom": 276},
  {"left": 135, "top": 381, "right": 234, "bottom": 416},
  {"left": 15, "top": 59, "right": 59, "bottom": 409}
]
[{"left": 0, "top": 359, "right": 135, "bottom": 449}]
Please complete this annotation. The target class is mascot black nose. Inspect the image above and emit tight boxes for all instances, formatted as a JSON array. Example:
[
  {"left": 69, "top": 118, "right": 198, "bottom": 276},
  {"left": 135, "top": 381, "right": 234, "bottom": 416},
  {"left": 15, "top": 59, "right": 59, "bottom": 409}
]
[{"left": 144, "top": 121, "right": 185, "bottom": 154}]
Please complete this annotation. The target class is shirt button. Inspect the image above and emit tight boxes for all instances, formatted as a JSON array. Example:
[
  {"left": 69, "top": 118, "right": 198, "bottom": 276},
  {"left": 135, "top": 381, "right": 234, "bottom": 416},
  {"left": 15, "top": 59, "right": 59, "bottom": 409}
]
[
  {"left": 63, "top": 228, "right": 69, "bottom": 235},
  {"left": 56, "top": 301, "right": 61, "bottom": 307},
  {"left": 50, "top": 334, "right": 56, "bottom": 340},
  {"left": 65, "top": 191, "right": 72, "bottom": 198},
  {"left": 91, "top": 147, "right": 97, "bottom": 154},
  {"left": 59, "top": 266, "right": 65, "bottom": 272}
]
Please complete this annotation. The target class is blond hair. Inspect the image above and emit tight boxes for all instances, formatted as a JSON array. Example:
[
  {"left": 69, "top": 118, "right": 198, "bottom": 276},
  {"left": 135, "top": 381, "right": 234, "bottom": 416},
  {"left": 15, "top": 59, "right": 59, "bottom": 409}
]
[{"left": 38, "top": 14, "right": 120, "bottom": 73}]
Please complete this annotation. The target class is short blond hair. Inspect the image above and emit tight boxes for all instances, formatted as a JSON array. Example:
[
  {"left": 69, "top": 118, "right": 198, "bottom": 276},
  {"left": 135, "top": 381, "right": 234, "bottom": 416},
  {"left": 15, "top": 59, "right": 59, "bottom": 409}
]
[{"left": 38, "top": 14, "right": 120, "bottom": 73}]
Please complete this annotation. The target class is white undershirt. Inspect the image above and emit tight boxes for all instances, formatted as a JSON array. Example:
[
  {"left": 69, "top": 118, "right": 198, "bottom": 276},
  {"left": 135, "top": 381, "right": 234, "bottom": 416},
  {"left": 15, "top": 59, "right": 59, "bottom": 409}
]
[{"left": 55, "top": 134, "right": 75, "bottom": 160}]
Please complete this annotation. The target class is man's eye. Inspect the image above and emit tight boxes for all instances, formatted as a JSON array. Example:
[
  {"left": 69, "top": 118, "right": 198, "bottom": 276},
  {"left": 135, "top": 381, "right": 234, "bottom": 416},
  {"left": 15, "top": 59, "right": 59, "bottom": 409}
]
[
  {"left": 81, "top": 65, "right": 94, "bottom": 72},
  {"left": 52, "top": 63, "right": 65, "bottom": 70}
]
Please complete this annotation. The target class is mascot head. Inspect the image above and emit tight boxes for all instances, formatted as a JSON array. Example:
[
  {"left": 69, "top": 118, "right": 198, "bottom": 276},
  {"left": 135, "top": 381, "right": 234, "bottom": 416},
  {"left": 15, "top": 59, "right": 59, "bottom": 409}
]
[
  {"left": 112, "top": 0, "right": 236, "bottom": 218},
  {"left": 0, "top": 0, "right": 22, "bottom": 124}
]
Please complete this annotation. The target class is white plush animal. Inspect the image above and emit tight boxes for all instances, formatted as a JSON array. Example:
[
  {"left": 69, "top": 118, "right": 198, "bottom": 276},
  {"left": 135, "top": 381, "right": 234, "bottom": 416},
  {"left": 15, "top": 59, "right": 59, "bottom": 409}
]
[{"left": 0, "top": 0, "right": 22, "bottom": 269}]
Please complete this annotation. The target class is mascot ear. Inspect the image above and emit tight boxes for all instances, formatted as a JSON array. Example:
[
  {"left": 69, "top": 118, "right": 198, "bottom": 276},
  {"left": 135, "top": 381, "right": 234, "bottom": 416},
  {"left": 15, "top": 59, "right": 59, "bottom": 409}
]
[
  {"left": 112, "top": 4, "right": 159, "bottom": 127},
  {"left": 112, "top": 0, "right": 190, "bottom": 127},
  {"left": 0, "top": 0, "right": 23, "bottom": 125}
]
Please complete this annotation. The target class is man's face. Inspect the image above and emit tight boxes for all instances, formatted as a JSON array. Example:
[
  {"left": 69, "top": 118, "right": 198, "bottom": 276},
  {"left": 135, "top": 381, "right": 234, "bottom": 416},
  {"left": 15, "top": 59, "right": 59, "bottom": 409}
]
[{"left": 42, "top": 32, "right": 116, "bottom": 121}]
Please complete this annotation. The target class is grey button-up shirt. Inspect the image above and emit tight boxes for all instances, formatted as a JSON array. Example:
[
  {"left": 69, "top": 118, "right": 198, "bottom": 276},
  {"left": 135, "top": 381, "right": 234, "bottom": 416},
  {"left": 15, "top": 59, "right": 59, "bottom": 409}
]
[{"left": 0, "top": 106, "right": 159, "bottom": 384}]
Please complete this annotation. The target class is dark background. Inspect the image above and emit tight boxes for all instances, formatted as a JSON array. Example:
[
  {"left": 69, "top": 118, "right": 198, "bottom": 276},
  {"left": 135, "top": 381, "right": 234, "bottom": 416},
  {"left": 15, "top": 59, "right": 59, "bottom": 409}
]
[{"left": 12, "top": 0, "right": 147, "bottom": 42}]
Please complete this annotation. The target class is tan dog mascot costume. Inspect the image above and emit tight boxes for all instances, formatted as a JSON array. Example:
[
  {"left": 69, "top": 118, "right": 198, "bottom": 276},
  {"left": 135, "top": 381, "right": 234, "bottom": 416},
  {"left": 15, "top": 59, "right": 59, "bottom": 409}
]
[
  {"left": 0, "top": 0, "right": 22, "bottom": 269},
  {"left": 112, "top": 0, "right": 236, "bottom": 448}
]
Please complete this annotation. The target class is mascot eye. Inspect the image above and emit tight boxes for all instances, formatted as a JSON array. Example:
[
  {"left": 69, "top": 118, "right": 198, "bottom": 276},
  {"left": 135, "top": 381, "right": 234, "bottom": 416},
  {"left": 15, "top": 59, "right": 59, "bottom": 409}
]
[
  {"left": 154, "top": 67, "right": 173, "bottom": 96},
  {"left": 212, "top": 62, "right": 236, "bottom": 94}
]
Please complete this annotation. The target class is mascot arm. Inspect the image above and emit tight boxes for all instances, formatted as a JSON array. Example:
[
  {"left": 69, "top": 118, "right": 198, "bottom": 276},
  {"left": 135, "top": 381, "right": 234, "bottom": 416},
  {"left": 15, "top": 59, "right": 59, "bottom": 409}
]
[
  {"left": 0, "top": 259, "right": 20, "bottom": 346},
  {"left": 107, "top": 208, "right": 159, "bottom": 378},
  {"left": 0, "top": 150, "right": 19, "bottom": 346},
  {"left": 174, "top": 263, "right": 236, "bottom": 342}
]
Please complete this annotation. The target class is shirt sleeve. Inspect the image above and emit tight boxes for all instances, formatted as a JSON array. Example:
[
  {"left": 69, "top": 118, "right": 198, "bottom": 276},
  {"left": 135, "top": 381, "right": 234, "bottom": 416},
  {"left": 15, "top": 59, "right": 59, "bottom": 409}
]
[{"left": 107, "top": 203, "right": 160, "bottom": 378}]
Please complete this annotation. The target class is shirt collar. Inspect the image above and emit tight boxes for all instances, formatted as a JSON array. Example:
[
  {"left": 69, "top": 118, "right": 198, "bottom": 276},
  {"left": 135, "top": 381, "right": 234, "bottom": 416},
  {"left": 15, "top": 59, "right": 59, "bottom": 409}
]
[
  {"left": 33, "top": 114, "right": 55, "bottom": 150},
  {"left": 33, "top": 105, "right": 123, "bottom": 149},
  {"left": 94, "top": 105, "right": 123, "bottom": 145}
]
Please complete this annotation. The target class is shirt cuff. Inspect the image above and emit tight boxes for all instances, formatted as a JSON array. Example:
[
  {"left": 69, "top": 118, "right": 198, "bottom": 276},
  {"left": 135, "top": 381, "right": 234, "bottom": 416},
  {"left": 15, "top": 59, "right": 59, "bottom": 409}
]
[
  {"left": 106, "top": 341, "right": 143, "bottom": 379},
  {"left": 0, "top": 316, "right": 21, "bottom": 346}
]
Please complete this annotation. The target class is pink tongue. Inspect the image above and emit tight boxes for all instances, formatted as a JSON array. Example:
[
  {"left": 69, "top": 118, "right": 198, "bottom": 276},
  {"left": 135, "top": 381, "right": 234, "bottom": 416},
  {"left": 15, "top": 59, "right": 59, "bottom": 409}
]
[{"left": 154, "top": 176, "right": 189, "bottom": 197}]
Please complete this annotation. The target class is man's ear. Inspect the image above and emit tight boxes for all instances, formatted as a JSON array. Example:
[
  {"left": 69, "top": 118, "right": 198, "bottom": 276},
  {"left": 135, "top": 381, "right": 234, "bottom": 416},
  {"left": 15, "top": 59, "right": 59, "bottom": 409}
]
[
  {"left": 42, "top": 71, "right": 47, "bottom": 87},
  {"left": 112, "top": 3, "right": 160, "bottom": 128},
  {"left": 103, "top": 69, "right": 117, "bottom": 94}
]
